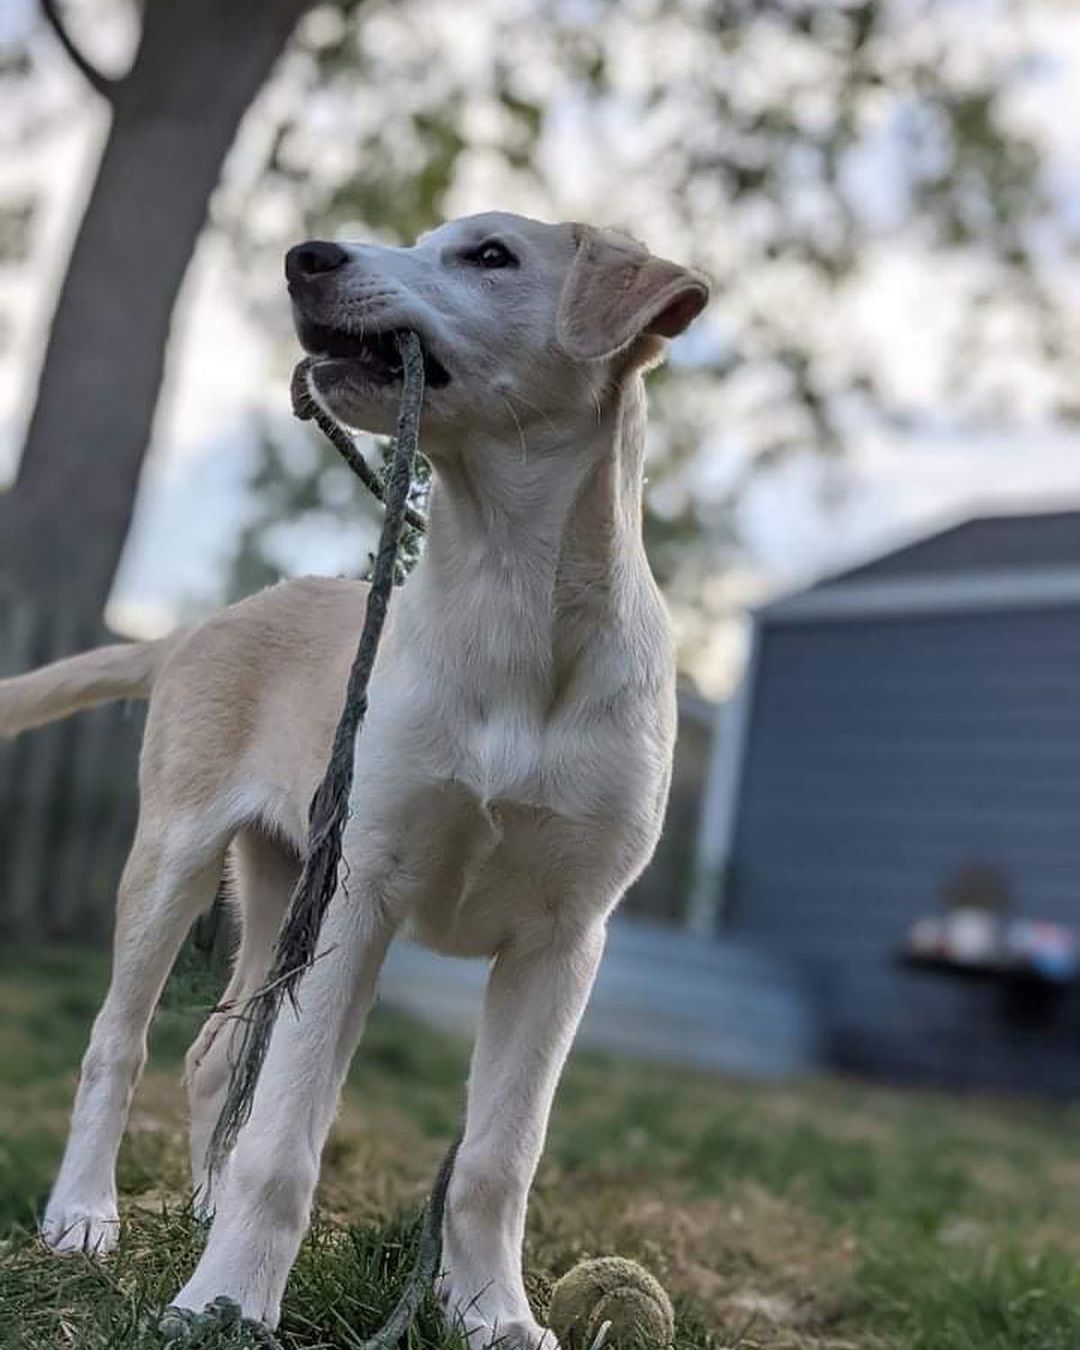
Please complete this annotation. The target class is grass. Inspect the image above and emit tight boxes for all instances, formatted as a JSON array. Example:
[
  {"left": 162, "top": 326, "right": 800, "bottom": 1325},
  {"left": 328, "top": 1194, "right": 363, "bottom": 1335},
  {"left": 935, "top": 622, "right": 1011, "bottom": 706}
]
[{"left": 2, "top": 947, "right": 1080, "bottom": 1349}]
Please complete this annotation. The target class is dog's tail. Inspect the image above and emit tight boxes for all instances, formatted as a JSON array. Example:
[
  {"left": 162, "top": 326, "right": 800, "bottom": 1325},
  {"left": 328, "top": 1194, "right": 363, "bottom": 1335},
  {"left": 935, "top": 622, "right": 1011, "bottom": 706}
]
[{"left": 0, "top": 637, "right": 175, "bottom": 739}]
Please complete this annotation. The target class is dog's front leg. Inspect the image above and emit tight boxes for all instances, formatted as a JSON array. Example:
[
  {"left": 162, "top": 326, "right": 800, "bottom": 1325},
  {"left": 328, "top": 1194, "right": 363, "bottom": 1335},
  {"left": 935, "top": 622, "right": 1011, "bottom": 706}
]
[
  {"left": 169, "top": 887, "right": 398, "bottom": 1329},
  {"left": 441, "top": 917, "right": 606, "bottom": 1349}
]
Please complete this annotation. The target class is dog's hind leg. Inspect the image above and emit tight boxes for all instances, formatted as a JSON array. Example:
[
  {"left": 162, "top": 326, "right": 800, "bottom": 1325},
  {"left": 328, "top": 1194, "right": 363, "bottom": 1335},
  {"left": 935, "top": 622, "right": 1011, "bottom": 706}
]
[
  {"left": 41, "top": 810, "right": 233, "bottom": 1256},
  {"left": 184, "top": 827, "right": 299, "bottom": 1214}
]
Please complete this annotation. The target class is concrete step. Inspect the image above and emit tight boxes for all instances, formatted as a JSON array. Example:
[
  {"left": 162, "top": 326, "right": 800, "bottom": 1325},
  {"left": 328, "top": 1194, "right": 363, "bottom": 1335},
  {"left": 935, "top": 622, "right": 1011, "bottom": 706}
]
[{"left": 379, "top": 917, "right": 822, "bottom": 1079}]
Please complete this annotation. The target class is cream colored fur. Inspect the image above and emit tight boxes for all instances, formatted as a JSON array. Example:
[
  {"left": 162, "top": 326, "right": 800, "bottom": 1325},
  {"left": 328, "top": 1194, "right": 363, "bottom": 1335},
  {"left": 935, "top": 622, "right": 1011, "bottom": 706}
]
[
  {"left": 0, "top": 637, "right": 171, "bottom": 736},
  {"left": 3, "top": 212, "right": 708, "bottom": 1346}
]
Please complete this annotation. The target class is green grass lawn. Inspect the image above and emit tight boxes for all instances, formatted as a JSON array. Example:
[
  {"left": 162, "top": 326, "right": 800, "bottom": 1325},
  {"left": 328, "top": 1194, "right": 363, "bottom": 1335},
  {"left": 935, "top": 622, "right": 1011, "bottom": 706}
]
[{"left": 1, "top": 947, "right": 1079, "bottom": 1349}]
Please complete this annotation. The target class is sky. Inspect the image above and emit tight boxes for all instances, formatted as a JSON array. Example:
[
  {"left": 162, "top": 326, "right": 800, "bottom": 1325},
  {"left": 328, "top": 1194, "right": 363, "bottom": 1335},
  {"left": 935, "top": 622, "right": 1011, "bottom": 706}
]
[{"left": 2, "top": 0, "right": 1080, "bottom": 698}]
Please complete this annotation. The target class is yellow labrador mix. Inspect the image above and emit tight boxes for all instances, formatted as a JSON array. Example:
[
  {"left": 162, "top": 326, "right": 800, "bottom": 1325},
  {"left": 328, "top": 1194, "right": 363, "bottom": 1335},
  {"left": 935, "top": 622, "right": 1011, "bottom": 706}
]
[{"left": 0, "top": 212, "right": 708, "bottom": 1344}]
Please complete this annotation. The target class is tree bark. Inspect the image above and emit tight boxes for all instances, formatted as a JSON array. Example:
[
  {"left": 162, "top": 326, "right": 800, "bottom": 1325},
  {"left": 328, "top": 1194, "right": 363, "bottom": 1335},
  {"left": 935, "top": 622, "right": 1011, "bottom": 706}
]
[{"left": 0, "top": 0, "right": 316, "bottom": 621}]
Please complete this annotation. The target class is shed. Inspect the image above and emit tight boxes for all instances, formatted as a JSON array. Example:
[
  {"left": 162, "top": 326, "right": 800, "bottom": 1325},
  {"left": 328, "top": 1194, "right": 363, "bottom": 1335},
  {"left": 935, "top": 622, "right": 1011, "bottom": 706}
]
[{"left": 700, "top": 508, "right": 1080, "bottom": 1095}]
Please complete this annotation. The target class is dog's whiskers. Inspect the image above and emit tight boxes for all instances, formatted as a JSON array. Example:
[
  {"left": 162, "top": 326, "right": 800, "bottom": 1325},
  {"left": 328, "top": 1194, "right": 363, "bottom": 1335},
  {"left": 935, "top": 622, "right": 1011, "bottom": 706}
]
[
  {"left": 501, "top": 386, "right": 559, "bottom": 437},
  {"left": 497, "top": 393, "right": 529, "bottom": 464}
]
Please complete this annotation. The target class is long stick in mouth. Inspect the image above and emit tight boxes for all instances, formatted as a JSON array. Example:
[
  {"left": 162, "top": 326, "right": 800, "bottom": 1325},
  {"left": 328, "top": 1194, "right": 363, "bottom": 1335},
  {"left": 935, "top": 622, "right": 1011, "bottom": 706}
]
[
  {"left": 208, "top": 329, "right": 426, "bottom": 1175},
  {"left": 290, "top": 356, "right": 428, "bottom": 536}
]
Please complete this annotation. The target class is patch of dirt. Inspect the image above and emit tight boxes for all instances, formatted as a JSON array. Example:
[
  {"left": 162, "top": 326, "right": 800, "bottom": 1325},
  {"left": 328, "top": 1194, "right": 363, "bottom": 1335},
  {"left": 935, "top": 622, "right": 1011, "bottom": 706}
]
[
  {"left": 527, "top": 1173, "right": 856, "bottom": 1346},
  {"left": 314, "top": 1100, "right": 447, "bottom": 1223},
  {"left": 118, "top": 1072, "right": 448, "bottom": 1222},
  {"left": 103, "top": 1076, "right": 859, "bottom": 1346}
]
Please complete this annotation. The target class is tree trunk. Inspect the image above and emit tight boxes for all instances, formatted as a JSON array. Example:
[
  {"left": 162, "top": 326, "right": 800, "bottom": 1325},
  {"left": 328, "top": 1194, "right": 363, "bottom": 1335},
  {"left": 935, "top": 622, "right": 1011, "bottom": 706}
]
[{"left": 0, "top": 0, "right": 315, "bottom": 622}]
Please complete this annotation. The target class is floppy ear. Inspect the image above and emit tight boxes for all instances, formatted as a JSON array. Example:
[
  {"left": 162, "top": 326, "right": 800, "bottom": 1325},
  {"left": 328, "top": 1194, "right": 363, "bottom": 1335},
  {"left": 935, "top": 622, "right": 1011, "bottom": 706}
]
[{"left": 556, "top": 227, "right": 710, "bottom": 362}]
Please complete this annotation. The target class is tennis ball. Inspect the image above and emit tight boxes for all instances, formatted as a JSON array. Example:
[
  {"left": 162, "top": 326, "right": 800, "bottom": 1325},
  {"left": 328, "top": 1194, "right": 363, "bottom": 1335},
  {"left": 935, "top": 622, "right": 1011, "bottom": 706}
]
[{"left": 547, "top": 1257, "right": 675, "bottom": 1348}]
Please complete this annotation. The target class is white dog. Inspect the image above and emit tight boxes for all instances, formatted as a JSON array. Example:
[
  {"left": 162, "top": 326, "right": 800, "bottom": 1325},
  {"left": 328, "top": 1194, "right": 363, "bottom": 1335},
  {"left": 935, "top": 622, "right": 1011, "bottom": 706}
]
[{"left": 0, "top": 212, "right": 708, "bottom": 1343}]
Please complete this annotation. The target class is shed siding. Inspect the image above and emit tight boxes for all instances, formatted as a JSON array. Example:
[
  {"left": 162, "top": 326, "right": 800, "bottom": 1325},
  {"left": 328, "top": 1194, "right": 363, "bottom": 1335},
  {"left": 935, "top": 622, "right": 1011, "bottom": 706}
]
[{"left": 727, "top": 605, "right": 1080, "bottom": 1095}]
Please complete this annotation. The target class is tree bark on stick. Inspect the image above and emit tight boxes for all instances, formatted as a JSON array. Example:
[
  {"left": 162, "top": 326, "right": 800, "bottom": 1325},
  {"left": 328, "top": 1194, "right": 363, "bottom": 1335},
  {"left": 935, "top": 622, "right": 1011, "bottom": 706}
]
[{"left": 0, "top": 0, "right": 316, "bottom": 622}]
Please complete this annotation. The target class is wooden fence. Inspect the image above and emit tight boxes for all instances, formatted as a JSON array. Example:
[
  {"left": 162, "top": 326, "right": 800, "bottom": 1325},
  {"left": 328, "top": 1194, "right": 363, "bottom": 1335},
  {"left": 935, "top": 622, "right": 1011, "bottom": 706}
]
[
  {"left": 0, "top": 596, "right": 145, "bottom": 943},
  {"left": 1, "top": 593, "right": 717, "bottom": 944}
]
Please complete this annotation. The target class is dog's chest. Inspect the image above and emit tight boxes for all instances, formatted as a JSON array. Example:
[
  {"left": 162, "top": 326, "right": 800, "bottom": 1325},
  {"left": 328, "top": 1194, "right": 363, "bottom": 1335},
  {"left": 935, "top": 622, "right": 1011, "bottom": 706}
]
[
  {"left": 459, "top": 706, "right": 562, "bottom": 807},
  {"left": 358, "top": 701, "right": 667, "bottom": 957},
  {"left": 401, "top": 787, "right": 638, "bottom": 958}
]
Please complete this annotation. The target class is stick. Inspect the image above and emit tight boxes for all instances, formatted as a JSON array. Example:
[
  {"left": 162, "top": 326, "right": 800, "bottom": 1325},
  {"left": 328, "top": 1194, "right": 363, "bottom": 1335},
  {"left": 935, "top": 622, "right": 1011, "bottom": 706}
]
[
  {"left": 208, "top": 331, "right": 426, "bottom": 1174},
  {"left": 354, "top": 1136, "right": 461, "bottom": 1350},
  {"left": 291, "top": 358, "right": 428, "bottom": 536}
]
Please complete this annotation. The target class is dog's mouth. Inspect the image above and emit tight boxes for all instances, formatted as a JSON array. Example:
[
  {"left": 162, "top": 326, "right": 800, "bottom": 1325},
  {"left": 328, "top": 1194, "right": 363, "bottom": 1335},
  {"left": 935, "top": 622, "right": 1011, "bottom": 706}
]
[{"left": 296, "top": 316, "right": 451, "bottom": 390}]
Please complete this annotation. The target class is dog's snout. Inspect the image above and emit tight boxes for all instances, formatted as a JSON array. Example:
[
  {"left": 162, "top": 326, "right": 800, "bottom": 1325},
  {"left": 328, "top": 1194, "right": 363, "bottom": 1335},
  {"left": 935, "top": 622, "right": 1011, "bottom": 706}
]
[{"left": 285, "top": 240, "right": 349, "bottom": 286}]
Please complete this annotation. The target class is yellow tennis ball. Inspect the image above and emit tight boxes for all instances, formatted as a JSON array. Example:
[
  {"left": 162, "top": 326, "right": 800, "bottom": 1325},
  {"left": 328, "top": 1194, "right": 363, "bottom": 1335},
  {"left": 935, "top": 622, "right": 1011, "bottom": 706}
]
[{"left": 547, "top": 1257, "right": 675, "bottom": 1348}]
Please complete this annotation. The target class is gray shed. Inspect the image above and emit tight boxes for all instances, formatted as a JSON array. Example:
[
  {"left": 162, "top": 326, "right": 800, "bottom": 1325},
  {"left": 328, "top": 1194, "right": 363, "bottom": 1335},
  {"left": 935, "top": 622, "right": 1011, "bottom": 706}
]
[{"left": 698, "top": 508, "right": 1080, "bottom": 1096}]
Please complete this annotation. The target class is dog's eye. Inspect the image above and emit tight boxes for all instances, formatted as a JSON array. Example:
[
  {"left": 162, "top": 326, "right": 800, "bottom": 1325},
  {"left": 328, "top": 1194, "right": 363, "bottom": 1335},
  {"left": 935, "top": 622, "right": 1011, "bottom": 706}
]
[{"left": 466, "top": 240, "right": 517, "bottom": 270}]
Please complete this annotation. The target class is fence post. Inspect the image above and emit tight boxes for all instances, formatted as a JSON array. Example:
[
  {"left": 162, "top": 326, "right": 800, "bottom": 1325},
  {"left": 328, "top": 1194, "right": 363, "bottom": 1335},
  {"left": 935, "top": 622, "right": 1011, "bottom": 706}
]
[{"left": 0, "top": 597, "right": 143, "bottom": 944}]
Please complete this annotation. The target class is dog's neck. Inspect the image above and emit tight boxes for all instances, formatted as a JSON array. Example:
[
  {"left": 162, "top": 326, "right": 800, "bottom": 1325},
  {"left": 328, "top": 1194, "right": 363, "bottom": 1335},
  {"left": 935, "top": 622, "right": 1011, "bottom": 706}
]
[
  {"left": 400, "top": 372, "right": 667, "bottom": 704},
  {"left": 425, "top": 374, "right": 647, "bottom": 568}
]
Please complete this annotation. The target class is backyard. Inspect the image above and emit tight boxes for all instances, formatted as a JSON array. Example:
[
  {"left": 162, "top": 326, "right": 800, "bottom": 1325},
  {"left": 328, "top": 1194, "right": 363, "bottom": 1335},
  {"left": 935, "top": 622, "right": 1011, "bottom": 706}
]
[{"left": 1, "top": 946, "right": 1079, "bottom": 1350}]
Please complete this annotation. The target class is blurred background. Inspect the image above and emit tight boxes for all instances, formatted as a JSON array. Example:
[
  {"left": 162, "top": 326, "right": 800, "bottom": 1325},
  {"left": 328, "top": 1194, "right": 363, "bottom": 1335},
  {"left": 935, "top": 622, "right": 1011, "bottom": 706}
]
[
  {"left": 4, "top": 4, "right": 1080, "bottom": 1345},
  {"left": 4, "top": 0, "right": 1080, "bottom": 678},
  {"left": 4, "top": 0, "right": 1080, "bottom": 1077},
  {"left": 3, "top": 0, "right": 1080, "bottom": 1081}
]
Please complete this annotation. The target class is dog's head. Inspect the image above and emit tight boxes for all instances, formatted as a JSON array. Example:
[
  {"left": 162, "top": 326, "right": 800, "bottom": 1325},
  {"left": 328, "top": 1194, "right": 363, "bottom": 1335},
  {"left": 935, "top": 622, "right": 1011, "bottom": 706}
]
[{"left": 286, "top": 212, "right": 709, "bottom": 448}]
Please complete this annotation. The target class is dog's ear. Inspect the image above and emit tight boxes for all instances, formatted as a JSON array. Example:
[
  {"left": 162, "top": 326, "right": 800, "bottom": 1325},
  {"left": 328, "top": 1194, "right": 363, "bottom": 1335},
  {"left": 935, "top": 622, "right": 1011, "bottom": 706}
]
[{"left": 557, "top": 226, "right": 710, "bottom": 362}]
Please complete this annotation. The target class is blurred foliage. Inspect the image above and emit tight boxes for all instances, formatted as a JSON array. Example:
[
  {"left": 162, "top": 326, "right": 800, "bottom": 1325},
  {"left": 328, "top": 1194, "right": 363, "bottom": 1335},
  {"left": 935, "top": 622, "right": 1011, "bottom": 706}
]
[
  {"left": 0, "top": 32, "right": 44, "bottom": 352},
  {"left": 0, "top": 197, "right": 35, "bottom": 266},
  {"left": 227, "top": 418, "right": 430, "bottom": 600},
  {"left": 3, "top": 0, "right": 1075, "bottom": 675},
  {"left": 214, "top": 0, "right": 1077, "bottom": 676}
]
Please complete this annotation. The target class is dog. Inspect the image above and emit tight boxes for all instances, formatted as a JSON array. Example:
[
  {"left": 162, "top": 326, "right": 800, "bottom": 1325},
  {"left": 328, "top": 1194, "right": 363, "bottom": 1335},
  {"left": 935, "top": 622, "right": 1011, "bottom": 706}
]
[{"left": 0, "top": 212, "right": 709, "bottom": 1343}]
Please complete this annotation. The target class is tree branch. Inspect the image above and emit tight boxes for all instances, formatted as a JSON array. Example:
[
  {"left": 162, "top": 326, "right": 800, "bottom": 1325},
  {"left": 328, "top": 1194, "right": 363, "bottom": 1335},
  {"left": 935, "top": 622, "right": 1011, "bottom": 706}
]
[{"left": 40, "top": 0, "right": 117, "bottom": 102}]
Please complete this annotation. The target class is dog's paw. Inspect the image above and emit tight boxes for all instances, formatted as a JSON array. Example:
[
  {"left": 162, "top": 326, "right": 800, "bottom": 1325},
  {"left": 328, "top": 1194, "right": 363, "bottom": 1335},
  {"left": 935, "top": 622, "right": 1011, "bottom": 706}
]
[
  {"left": 438, "top": 1276, "right": 557, "bottom": 1350},
  {"left": 40, "top": 1201, "right": 120, "bottom": 1256},
  {"left": 452, "top": 1310, "right": 558, "bottom": 1350},
  {"left": 148, "top": 1298, "right": 281, "bottom": 1347}
]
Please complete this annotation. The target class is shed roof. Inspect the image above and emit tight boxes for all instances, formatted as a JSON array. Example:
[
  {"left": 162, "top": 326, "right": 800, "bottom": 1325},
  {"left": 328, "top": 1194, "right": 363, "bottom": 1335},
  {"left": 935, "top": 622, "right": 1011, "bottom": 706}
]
[
  {"left": 816, "top": 510, "right": 1080, "bottom": 589},
  {"left": 761, "top": 508, "right": 1080, "bottom": 623}
]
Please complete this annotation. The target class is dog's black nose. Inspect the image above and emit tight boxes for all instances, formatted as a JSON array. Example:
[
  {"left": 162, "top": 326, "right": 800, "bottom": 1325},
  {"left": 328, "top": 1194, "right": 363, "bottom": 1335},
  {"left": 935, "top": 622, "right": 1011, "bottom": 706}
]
[{"left": 285, "top": 240, "right": 349, "bottom": 284}]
